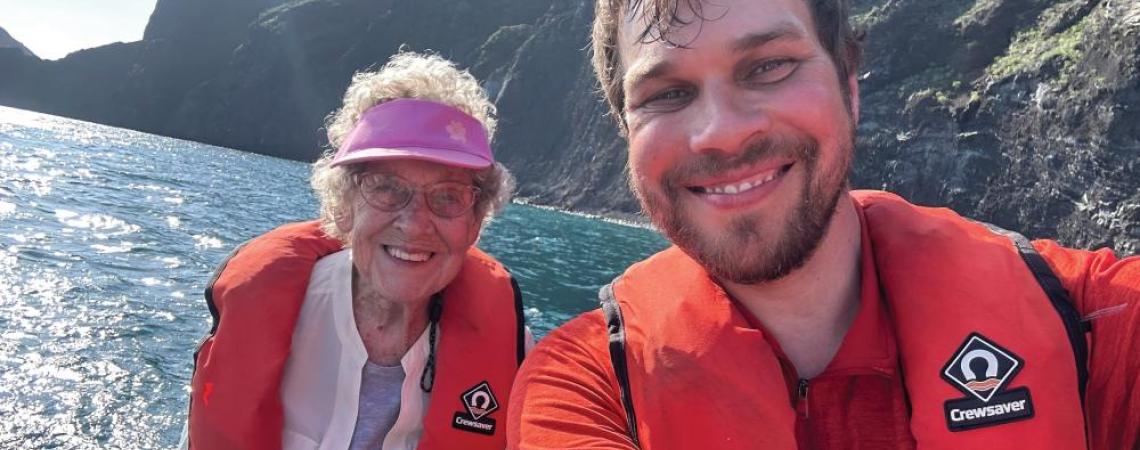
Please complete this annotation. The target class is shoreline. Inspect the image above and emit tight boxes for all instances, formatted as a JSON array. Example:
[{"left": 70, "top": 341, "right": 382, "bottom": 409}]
[{"left": 511, "top": 198, "right": 655, "bottom": 231}]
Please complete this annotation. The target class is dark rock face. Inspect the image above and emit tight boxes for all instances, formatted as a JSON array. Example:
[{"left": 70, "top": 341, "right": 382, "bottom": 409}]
[
  {"left": 159, "top": 0, "right": 552, "bottom": 160},
  {"left": 482, "top": 2, "right": 638, "bottom": 216},
  {"left": 850, "top": 0, "right": 1140, "bottom": 253},
  {"left": 0, "top": 41, "right": 146, "bottom": 124},
  {"left": 0, "top": 28, "right": 43, "bottom": 107},
  {"left": 0, "top": 0, "right": 1137, "bottom": 252},
  {"left": 0, "top": 27, "right": 45, "bottom": 111}
]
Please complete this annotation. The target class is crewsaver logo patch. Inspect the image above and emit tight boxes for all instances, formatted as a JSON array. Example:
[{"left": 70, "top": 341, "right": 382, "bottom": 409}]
[
  {"left": 941, "top": 333, "right": 1035, "bottom": 431},
  {"left": 452, "top": 381, "right": 498, "bottom": 435}
]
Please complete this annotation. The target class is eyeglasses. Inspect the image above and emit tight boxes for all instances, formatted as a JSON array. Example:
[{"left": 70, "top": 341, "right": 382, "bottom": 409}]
[{"left": 353, "top": 172, "right": 481, "bottom": 218}]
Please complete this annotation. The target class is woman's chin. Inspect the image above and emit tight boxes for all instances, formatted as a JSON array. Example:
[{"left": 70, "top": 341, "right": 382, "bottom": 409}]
[
  {"left": 355, "top": 250, "right": 465, "bottom": 304},
  {"left": 363, "top": 280, "right": 437, "bottom": 305}
]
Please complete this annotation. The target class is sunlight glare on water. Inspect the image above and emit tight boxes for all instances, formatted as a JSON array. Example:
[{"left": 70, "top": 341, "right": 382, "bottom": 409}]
[{"left": 0, "top": 106, "right": 666, "bottom": 448}]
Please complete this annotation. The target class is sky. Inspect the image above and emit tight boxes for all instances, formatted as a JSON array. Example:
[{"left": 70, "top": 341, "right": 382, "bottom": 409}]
[{"left": 0, "top": 0, "right": 158, "bottom": 60}]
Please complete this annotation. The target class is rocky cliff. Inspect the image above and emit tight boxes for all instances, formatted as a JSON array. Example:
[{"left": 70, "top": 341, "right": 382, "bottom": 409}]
[
  {"left": 850, "top": 0, "right": 1140, "bottom": 253},
  {"left": 0, "top": 26, "right": 36, "bottom": 58},
  {"left": 0, "top": 0, "right": 1137, "bottom": 252}
]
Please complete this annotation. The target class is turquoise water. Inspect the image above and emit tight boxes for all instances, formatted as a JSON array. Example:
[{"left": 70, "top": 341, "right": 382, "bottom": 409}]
[{"left": 0, "top": 106, "right": 667, "bottom": 448}]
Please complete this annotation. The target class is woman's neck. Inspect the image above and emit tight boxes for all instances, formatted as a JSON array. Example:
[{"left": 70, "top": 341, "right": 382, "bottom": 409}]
[{"left": 352, "top": 269, "right": 432, "bottom": 366}]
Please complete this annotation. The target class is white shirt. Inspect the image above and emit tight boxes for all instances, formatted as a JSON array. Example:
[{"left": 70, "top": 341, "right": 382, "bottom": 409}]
[
  {"left": 280, "top": 249, "right": 433, "bottom": 450},
  {"left": 279, "top": 249, "right": 533, "bottom": 450}
]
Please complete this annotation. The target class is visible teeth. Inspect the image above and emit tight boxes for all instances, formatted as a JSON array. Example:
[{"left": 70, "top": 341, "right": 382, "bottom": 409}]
[
  {"left": 387, "top": 246, "right": 431, "bottom": 262},
  {"left": 702, "top": 167, "right": 783, "bottom": 195}
]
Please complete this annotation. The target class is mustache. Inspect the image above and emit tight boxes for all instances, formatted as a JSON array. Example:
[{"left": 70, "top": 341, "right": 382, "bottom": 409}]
[{"left": 661, "top": 134, "right": 819, "bottom": 190}]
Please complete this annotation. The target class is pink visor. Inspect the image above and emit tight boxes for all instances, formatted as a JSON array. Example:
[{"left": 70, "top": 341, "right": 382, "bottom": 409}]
[{"left": 330, "top": 98, "right": 493, "bottom": 169}]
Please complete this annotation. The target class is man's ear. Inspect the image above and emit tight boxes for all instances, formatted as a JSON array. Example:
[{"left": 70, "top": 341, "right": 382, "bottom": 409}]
[{"left": 847, "top": 74, "right": 860, "bottom": 124}]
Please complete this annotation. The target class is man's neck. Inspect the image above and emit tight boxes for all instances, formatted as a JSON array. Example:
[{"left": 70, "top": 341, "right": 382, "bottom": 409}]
[{"left": 721, "top": 194, "right": 863, "bottom": 379}]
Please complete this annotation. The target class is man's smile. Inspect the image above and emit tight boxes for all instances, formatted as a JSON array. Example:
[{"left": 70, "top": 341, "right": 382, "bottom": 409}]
[
  {"left": 682, "top": 160, "right": 796, "bottom": 209},
  {"left": 686, "top": 161, "right": 795, "bottom": 194}
]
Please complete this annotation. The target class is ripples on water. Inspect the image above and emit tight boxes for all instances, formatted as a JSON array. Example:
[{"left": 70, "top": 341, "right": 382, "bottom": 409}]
[
  {"left": 482, "top": 208, "right": 668, "bottom": 332},
  {"left": 0, "top": 106, "right": 666, "bottom": 448}
]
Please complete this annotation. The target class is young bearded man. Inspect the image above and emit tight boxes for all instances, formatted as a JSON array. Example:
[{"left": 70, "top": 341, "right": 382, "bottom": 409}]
[{"left": 506, "top": 0, "right": 1140, "bottom": 448}]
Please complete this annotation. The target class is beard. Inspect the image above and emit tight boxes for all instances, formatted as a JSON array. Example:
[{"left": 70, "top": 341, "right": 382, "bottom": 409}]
[{"left": 634, "top": 132, "right": 853, "bottom": 284}]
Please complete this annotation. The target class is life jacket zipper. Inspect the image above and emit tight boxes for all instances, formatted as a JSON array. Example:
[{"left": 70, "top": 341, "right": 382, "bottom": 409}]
[{"left": 796, "top": 378, "right": 810, "bottom": 419}]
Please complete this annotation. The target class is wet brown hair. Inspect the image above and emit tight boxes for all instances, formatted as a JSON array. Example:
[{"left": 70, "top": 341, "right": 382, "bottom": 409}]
[{"left": 591, "top": 0, "right": 864, "bottom": 133}]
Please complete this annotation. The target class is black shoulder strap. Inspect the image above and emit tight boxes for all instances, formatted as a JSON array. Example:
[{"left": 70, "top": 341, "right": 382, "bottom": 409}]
[
  {"left": 188, "top": 240, "right": 252, "bottom": 448},
  {"left": 201, "top": 241, "right": 250, "bottom": 335},
  {"left": 599, "top": 283, "right": 642, "bottom": 448},
  {"left": 511, "top": 276, "right": 526, "bottom": 366},
  {"left": 984, "top": 223, "right": 1091, "bottom": 406}
]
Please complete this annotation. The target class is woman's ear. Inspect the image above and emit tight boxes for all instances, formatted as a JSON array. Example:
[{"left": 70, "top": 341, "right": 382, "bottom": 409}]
[
  {"left": 466, "top": 216, "right": 484, "bottom": 246},
  {"left": 334, "top": 206, "right": 354, "bottom": 236}
]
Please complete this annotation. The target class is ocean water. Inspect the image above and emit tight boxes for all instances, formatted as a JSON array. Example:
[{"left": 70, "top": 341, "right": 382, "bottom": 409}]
[{"left": 0, "top": 106, "right": 667, "bottom": 448}]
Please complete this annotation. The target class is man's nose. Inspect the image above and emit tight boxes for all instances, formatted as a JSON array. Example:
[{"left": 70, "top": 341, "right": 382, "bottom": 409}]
[{"left": 687, "top": 84, "right": 771, "bottom": 156}]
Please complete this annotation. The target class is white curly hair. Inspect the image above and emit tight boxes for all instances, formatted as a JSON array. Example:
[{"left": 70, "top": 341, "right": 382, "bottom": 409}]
[{"left": 311, "top": 51, "right": 515, "bottom": 244}]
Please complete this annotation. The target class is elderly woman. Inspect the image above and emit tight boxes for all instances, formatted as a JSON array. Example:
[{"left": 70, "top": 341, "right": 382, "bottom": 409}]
[{"left": 186, "top": 52, "right": 528, "bottom": 450}]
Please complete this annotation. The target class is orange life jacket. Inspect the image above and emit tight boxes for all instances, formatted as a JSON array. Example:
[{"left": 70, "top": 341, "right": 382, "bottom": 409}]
[
  {"left": 601, "top": 190, "right": 1089, "bottom": 449},
  {"left": 187, "top": 221, "right": 526, "bottom": 449}
]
